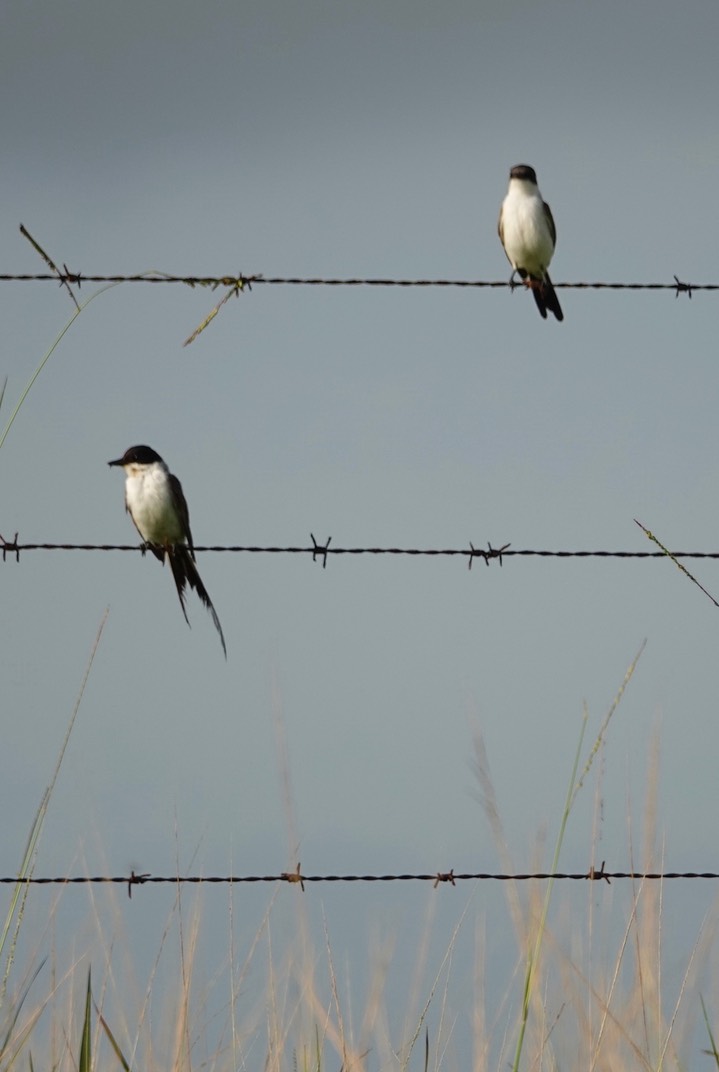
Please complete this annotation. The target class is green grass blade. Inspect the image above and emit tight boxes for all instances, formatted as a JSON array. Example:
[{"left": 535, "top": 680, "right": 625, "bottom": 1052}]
[
  {"left": 79, "top": 968, "right": 92, "bottom": 1072},
  {"left": 511, "top": 714, "right": 588, "bottom": 1072},
  {"left": 0, "top": 959, "right": 46, "bottom": 1059},
  {"left": 94, "top": 999, "right": 132, "bottom": 1072},
  {"left": 701, "top": 995, "right": 719, "bottom": 1067}
]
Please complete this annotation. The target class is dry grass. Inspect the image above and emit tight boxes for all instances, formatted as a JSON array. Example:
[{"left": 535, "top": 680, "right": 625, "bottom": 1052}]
[
  {"left": 2, "top": 648, "right": 718, "bottom": 1071},
  {"left": 1, "top": 761, "right": 716, "bottom": 1072}
]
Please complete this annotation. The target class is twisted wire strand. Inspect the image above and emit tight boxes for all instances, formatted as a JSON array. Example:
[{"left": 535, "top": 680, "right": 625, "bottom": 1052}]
[
  {"left": 1, "top": 865, "right": 717, "bottom": 899},
  {"left": 0, "top": 272, "right": 713, "bottom": 294},
  {"left": 1, "top": 539, "right": 718, "bottom": 560}
]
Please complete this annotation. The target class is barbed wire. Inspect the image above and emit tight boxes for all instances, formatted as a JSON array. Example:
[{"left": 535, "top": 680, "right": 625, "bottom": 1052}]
[
  {"left": 0, "top": 271, "right": 715, "bottom": 296},
  {"left": 1, "top": 533, "right": 718, "bottom": 568},
  {"left": 1, "top": 863, "right": 718, "bottom": 898}
]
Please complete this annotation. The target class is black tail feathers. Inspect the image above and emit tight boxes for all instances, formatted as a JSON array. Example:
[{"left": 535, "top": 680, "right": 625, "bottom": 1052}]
[
  {"left": 167, "top": 546, "right": 227, "bottom": 657},
  {"left": 531, "top": 273, "right": 563, "bottom": 322}
]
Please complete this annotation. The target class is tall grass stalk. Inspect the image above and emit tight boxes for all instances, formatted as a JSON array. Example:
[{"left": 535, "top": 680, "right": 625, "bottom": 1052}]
[
  {"left": 0, "top": 282, "right": 123, "bottom": 454},
  {"left": 510, "top": 640, "right": 646, "bottom": 1071},
  {"left": 0, "top": 611, "right": 109, "bottom": 1013}
]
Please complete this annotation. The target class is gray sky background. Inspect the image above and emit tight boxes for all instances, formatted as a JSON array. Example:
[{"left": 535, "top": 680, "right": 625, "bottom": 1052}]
[{"left": 2, "top": 0, "right": 719, "bottom": 1064}]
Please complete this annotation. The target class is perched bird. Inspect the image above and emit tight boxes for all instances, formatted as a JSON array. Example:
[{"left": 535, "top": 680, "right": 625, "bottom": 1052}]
[
  {"left": 108, "top": 445, "right": 227, "bottom": 657},
  {"left": 498, "top": 163, "right": 564, "bottom": 322}
]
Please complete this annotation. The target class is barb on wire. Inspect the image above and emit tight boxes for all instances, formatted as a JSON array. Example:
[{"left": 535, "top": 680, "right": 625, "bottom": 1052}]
[
  {"left": 468, "top": 541, "right": 511, "bottom": 569},
  {"left": 0, "top": 532, "right": 20, "bottom": 562},
  {"left": 673, "top": 275, "right": 692, "bottom": 299},
  {"left": 127, "top": 870, "right": 150, "bottom": 900},
  {"left": 634, "top": 518, "right": 719, "bottom": 608},
  {"left": 18, "top": 225, "right": 80, "bottom": 311},
  {"left": 433, "top": 870, "right": 456, "bottom": 887},
  {"left": 586, "top": 860, "right": 611, "bottom": 885},
  {"left": 311, "top": 533, "right": 332, "bottom": 568},
  {"left": 281, "top": 862, "right": 306, "bottom": 891}
]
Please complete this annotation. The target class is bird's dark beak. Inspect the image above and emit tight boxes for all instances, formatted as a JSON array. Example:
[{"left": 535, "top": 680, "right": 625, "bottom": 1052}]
[{"left": 108, "top": 458, "right": 124, "bottom": 467}]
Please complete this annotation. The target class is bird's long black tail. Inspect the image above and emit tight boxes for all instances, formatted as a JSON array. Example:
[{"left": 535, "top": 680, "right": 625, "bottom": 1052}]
[
  {"left": 532, "top": 272, "right": 564, "bottom": 322},
  {"left": 167, "top": 546, "right": 227, "bottom": 658}
]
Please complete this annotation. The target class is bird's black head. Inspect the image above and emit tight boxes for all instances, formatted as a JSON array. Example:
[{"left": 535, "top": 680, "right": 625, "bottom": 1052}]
[
  {"left": 108, "top": 445, "right": 164, "bottom": 468},
  {"left": 509, "top": 164, "right": 538, "bottom": 183}
]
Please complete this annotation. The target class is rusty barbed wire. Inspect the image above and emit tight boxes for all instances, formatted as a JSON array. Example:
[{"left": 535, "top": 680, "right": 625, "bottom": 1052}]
[
  {"left": 1, "top": 534, "right": 718, "bottom": 563},
  {"left": 1, "top": 863, "right": 718, "bottom": 898},
  {"left": 0, "top": 271, "right": 716, "bottom": 294}
]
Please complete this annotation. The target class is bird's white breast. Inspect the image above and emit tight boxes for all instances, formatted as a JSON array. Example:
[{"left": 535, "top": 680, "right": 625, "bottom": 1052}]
[
  {"left": 125, "top": 463, "right": 185, "bottom": 545},
  {"left": 501, "top": 184, "right": 554, "bottom": 276}
]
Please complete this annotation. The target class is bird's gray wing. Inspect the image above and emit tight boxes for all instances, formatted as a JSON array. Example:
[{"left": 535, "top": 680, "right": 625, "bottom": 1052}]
[
  {"left": 542, "top": 200, "right": 557, "bottom": 249},
  {"left": 169, "top": 472, "right": 195, "bottom": 559}
]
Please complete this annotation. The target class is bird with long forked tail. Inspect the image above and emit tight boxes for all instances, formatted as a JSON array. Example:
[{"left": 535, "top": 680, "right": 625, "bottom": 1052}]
[{"left": 108, "top": 445, "right": 227, "bottom": 657}]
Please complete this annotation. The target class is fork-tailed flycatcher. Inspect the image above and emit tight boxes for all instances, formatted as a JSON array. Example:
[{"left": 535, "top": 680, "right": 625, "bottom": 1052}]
[{"left": 108, "top": 445, "right": 227, "bottom": 656}]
